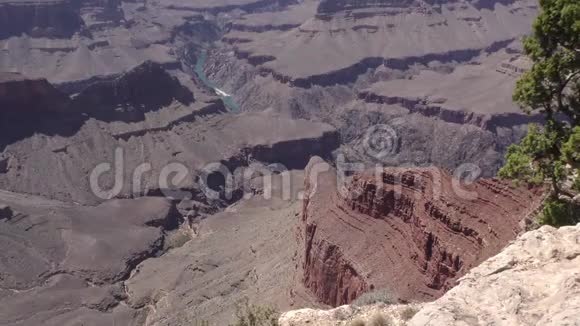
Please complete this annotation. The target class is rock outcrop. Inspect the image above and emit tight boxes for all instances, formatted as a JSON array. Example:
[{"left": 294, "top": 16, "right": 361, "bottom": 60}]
[
  {"left": 71, "top": 61, "right": 195, "bottom": 122},
  {"left": 0, "top": 63, "right": 200, "bottom": 150},
  {"left": 409, "top": 223, "right": 580, "bottom": 326},
  {"left": 0, "top": 106, "right": 339, "bottom": 204},
  {"left": 0, "top": 157, "right": 8, "bottom": 173},
  {"left": 280, "top": 303, "right": 423, "bottom": 326},
  {"left": 203, "top": 0, "right": 538, "bottom": 177},
  {"left": 296, "top": 157, "right": 544, "bottom": 306},
  {"left": 124, "top": 170, "right": 318, "bottom": 326},
  {"left": 0, "top": 0, "right": 84, "bottom": 39},
  {"left": 0, "top": 204, "right": 14, "bottom": 220},
  {"left": 281, "top": 224, "right": 580, "bottom": 326},
  {"left": 0, "top": 194, "right": 181, "bottom": 326},
  {"left": 317, "top": 0, "right": 419, "bottom": 17},
  {"left": 0, "top": 72, "right": 70, "bottom": 114}
]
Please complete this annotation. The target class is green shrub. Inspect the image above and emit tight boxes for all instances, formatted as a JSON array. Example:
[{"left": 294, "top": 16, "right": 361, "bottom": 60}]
[
  {"left": 352, "top": 289, "right": 397, "bottom": 307},
  {"left": 540, "top": 198, "right": 580, "bottom": 227},
  {"left": 231, "top": 299, "right": 279, "bottom": 326},
  {"left": 400, "top": 307, "right": 419, "bottom": 321}
]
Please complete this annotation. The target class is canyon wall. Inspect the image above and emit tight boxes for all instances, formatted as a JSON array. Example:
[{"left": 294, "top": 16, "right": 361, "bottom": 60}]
[
  {"left": 0, "top": 72, "right": 70, "bottom": 114},
  {"left": 281, "top": 224, "right": 580, "bottom": 326},
  {"left": 0, "top": 195, "right": 181, "bottom": 325},
  {"left": 0, "top": 0, "right": 84, "bottom": 39},
  {"left": 296, "top": 157, "right": 544, "bottom": 306},
  {"left": 71, "top": 61, "right": 195, "bottom": 122},
  {"left": 409, "top": 223, "right": 580, "bottom": 325}
]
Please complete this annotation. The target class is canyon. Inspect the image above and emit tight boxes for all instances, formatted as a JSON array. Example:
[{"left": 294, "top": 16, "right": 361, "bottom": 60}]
[
  {"left": 281, "top": 223, "right": 580, "bottom": 326},
  {"left": 0, "top": 0, "right": 570, "bottom": 325},
  {"left": 297, "top": 157, "right": 544, "bottom": 306}
]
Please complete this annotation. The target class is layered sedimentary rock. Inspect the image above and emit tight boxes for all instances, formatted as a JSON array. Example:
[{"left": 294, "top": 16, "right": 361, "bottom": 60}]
[
  {"left": 215, "top": 0, "right": 537, "bottom": 81},
  {"left": 124, "top": 170, "right": 322, "bottom": 326},
  {"left": 71, "top": 61, "right": 195, "bottom": 121},
  {"left": 317, "top": 0, "right": 419, "bottom": 17},
  {"left": 409, "top": 224, "right": 580, "bottom": 325},
  {"left": 297, "top": 157, "right": 544, "bottom": 306},
  {"left": 0, "top": 50, "right": 339, "bottom": 326},
  {"left": 201, "top": 0, "right": 539, "bottom": 177},
  {"left": 77, "top": 0, "right": 124, "bottom": 27},
  {"left": 0, "top": 193, "right": 181, "bottom": 326},
  {"left": 0, "top": 62, "right": 339, "bottom": 204},
  {"left": 0, "top": 0, "right": 180, "bottom": 83},
  {"left": 0, "top": 72, "right": 70, "bottom": 114},
  {"left": 280, "top": 224, "right": 580, "bottom": 326},
  {"left": 0, "top": 1, "right": 556, "bottom": 326},
  {"left": 0, "top": 0, "right": 84, "bottom": 39}
]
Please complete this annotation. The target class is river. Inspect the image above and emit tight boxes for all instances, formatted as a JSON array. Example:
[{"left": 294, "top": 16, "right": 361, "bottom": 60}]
[{"left": 193, "top": 50, "right": 240, "bottom": 112}]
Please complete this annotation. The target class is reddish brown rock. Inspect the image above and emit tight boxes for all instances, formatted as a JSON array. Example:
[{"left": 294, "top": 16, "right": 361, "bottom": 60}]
[{"left": 296, "top": 157, "right": 544, "bottom": 306}]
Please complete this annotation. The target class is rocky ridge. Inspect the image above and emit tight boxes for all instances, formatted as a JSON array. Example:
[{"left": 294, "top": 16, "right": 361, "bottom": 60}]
[
  {"left": 201, "top": 0, "right": 539, "bottom": 177},
  {"left": 280, "top": 223, "right": 580, "bottom": 326},
  {"left": 0, "top": 59, "right": 340, "bottom": 205},
  {"left": 0, "top": 192, "right": 182, "bottom": 326},
  {"left": 70, "top": 60, "right": 195, "bottom": 122},
  {"left": 0, "top": 0, "right": 84, "bottom": 39},
  {"left": 296, "top": 157, "right": 544, "bottom": 306},
  {"left": 0, "top": 72, "right": 70, "bottom": 114}
]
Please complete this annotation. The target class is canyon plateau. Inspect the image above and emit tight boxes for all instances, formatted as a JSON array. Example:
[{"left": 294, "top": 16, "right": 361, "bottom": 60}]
[{"left": 0, "top": 0, "right": 576, "bottom": 325}]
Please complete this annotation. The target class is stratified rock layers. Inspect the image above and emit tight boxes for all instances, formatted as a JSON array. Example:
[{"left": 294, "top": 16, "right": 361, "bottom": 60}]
[
  {"left": 71, "top": 61, "right": 195, "bottom": 121},
  {"left": 0, "top": 72, "right": 70, "bottom": 114},
  {"left": 409, "top": 223, "right": 580, "bottom": 325},
  {"left": 297, "top": 158, "right": 544, "bottom": 306},
  {"left": 0, "top": 0, "right": 83, "bottom": 39},
  {"left": 281, "top": 224, "right": 580, "bottom": 326}
]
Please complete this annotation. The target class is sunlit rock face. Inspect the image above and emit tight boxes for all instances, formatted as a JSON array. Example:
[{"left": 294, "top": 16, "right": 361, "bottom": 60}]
[{"left": 296, "top": 158, "right": 544, "bottom": 306}]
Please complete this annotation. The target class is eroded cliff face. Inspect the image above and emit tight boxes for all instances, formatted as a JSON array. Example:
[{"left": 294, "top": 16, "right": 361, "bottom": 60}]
[
  {"left": 0, "top": 72, "right": 70, "bottom": 114},
  {"left": 0, "top": 0, "right": 84, "bottom": 39},
  {"left": 302, "top": 223, "right": 370, "bottom": 306},
  {"left": 0, "top": 195, "right": 182, "bottom": 325},
  {"left": 316, "top": 0, "right": 423, "bottom": 19},
  {"left": 71, "top": 61, "right": 195, "bottom": 122},
  {"left": 296, "top": 157, "right": 544, "bottom": 306},
  {"left": 409, "top": 223, "right": 580, "bottom": 326},
  {"left": 281, "top": 224, "right": 580, "bottom": 326}
]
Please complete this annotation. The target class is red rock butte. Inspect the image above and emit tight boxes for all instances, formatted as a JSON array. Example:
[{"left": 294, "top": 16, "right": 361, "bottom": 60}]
[{"left": 296, "top": 157, "right": 545, "bottom": 306}]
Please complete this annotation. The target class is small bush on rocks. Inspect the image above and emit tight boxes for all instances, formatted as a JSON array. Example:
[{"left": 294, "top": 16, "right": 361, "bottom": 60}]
[
  {"left": 400, "top": 307, "right": 419, "bottom": 321},
  {"left": 232, "top": 298, "right": 279, "bottom": 326},
  {"left": 352, "top": 289, "right": 397, "bottom": 307},
  {"left": 368, "top": 313, "right": 391, "bottom": 326}
]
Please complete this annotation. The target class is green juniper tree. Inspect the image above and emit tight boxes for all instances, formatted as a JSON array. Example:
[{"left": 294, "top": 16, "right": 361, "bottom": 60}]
[{"left": 499, "top": 0, "right": 580, "bottom": 226}]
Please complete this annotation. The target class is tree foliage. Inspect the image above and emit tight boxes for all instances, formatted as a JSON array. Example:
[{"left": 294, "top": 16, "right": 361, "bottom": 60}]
[{"left": 499, "top": 0, "right": 580, "bottom": 226}]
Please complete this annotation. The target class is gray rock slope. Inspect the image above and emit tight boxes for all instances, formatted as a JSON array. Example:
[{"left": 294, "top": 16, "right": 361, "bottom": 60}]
[{"left": 0, "top": 192, "right": 179, "bottom": 326}]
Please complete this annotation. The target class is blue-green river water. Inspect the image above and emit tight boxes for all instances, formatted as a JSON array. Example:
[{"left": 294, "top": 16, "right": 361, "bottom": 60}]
[{"left": 194, "top": 51, "right": 240, "bottom": 112}]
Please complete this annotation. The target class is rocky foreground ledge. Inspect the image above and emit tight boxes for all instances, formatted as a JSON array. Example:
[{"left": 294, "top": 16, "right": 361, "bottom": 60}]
[{"left": 280, "top": 223, "right": 580, "bottom": 326}]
